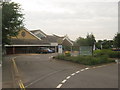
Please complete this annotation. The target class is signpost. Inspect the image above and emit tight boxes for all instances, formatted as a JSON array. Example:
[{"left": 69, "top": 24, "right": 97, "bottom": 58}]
[
  {"left": 79, "top": 46, "right": 93, "bottom": 56},
  {"left": 58, "top": 45, "right": 63, "bottom": 54}
]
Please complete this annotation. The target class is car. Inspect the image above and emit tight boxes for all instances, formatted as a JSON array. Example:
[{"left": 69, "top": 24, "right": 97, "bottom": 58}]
[
  {"left": 36, "top": 47, "right": 54, "bottom": 54},
  {"left": 47, "top": 48, "right": 53, "bottom": 53}
]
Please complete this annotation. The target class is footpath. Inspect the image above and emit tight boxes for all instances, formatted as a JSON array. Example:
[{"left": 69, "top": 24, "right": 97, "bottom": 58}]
[
  {"left": 0, "top": 63, "right": 1, "bottom": 90},
  {"left": 2, "top": 56, "right": 14, "bottom": 88}
]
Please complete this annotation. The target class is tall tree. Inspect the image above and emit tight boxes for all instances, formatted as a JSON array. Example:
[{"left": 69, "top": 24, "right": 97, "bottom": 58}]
[
  {"left": 2, "top": 2, "right": 24, "bottom": 46},
  {"left": 76, "top": 33, "right": 96, "bottom": 47},
  {"left": 86, "top": 33, "right": 96, "bottom": 47},
  {"left": 114, "top": 33, "right": 120, "bottom": 48},
  {"left": 76, "top": 37, "right": 88, "bottom": 46}
]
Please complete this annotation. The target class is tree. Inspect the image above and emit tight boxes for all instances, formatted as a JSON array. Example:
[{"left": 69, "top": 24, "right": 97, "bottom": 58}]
[
  {"left": 2, "top": 2, "right": 24, "bottom": 46},
  {"left": 114, "top": 33, "right": 120, "bottom": 48},
  {"left": 95, "top": 40, "right": 102, "bottom": 49},
  {"left": 95, "top": 40, "right": 113, "bottom": 49},
  {"left": 76, "top": 37, "right": 88, "bottom": 46},
  {"left": 86, "top": 33, "right": 96, "bottom": 47},
  {"left": 76, "top": 33, "right": 96, "bottom": 47}
]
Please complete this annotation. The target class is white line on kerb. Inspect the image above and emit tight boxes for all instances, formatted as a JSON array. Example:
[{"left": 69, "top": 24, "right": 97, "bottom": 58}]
[
  {"left": 66, "top": 76, "right": 71, "bottom": 79},
  {"left": 56, "top": 84, "right": 63, "bottom": 88},
  {"left": 76, "top": 71, "right": 80, "bottom": 73},
  {"left": 62, "top": 80, "right": 67, "bottom": 83},
  {"left": 71, "top": 73, "right": 75, "bottom": 76}
]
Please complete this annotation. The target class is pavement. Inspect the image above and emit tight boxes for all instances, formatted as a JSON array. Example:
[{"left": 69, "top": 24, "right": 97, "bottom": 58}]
[
  {"left": 2, "top": 56, "right": 14, "bottom": 88},
  {"left": 0, "top": 64, "right": 2, "bottom": 90},
  {"left": 2, "top": 53, "right": 119, "bottom": 88}
]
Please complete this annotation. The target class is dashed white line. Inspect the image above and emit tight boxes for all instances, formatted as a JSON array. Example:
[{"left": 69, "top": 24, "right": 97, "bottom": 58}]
[
  {"left": 76, "top": 71, "right": 80, "bottom": 73},
  {"left": 71, "top": 73, "right": 75, "bottom": 76},
  {"left": 66, "top": 76, "right": 71, "bottom": 79},
  {"left": 56, "top": 64, "right": 111, "bottom": 88},
  {"left": 81, "top": 69, "right": 85, "bottom": 71},
  {"left": 61, "top": 80, "right": 67, "bottom": 83},
  {"left": 85, "top": 67, "right": 89, "bottom": 70},
  {"left": 56, "top": 84, "right": 63, "bottom": 88}
]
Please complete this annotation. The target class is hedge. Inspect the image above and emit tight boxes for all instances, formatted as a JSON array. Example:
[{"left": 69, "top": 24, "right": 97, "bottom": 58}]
[{"left": 55, "top": 54, "right": 114, "bottom": 66}]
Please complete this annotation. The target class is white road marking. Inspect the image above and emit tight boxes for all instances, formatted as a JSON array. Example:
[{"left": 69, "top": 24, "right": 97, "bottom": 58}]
[
  {"left": 49, "top": 56, "right": 53, "bottom": 59},
  {"left": 62, "top": 80, "right": 67, "bottom": 83},
  {"left": 56, "top": 64, "right": 112, "bottom": 88},
  {"left": 71, "top": 73, "right": 75, "bottom": 76},
  {"left": 85, "top": 67, "right": 89, "bottom": 70},
  {"left": 66, "top": 76, "right": 71, "bottom": 79},
  {"left": 81, "top": 69, "right": 85, "bottom": 71},
  {"left": 76, "top": 71, "right": 80, "bottom": 73},
  {"left": 56, "top": 84, "right": 63, "bottom": 88}
]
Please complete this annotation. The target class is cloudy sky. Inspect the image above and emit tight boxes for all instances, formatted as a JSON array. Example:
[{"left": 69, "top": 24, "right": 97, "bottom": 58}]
[{"left": 12, "top": 0, "right": 118, "bottom": 41}]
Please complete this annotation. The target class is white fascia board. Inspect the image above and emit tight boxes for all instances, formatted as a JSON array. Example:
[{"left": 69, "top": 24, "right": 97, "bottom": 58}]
[
  {"left": 50, "top": 43, "right": 58, "bottom": 46},
  {"left": 34, "top": 30, "right": 47, "bottom": 38},
  {"left": 63, "top": 37, "right": 73, "bottom": 46},
  {"left": 5, "top": 45, "right": 51, "bottom": 47},
  {"left": 24, "top": 28, "right": 42, "bottom": 40}
]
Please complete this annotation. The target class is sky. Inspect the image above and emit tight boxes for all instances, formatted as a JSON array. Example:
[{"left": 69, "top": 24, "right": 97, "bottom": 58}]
[{"left": 12, "top": 0, "right": 118, "bottom": 41}]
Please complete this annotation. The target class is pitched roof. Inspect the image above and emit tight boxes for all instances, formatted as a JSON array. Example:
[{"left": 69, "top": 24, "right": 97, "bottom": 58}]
[
  {"left": 30, "top": 29, "right": 47, "bottom": 37},
  {"left": 10, "top": 38, "right": 50, "bottom": 45},
  {"left": 10, "top": 29, "right": 73, "bottom": 46},
  {"left": 41, "top": 35, "right": 58, "bottom": 43},
  {"left": 24, "top": 28, "right": 41, "bottom": 40}
]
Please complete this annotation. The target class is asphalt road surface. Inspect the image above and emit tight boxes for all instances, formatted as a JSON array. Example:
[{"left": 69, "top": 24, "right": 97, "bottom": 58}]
[{"left": 3, "top": 53, "right": 118, "bottom": 88}]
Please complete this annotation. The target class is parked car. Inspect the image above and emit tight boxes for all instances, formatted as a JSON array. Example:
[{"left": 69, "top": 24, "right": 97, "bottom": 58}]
[{"left": 36, "top": 47, "right": 54, "bottom": 54}]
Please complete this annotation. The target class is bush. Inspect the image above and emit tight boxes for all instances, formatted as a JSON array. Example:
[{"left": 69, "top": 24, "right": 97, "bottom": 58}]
[
  {"left": 108, "top": 51, "right": 120, "bottom": 58},
  {"left": 55, "top": 54, "right": 114, "bottom": 66},
  {"left": 55, "top": 54, "right": 65, "bottom": 60},
  {"left": 94, "top": 49, "right": 120, "bottom": 58}
]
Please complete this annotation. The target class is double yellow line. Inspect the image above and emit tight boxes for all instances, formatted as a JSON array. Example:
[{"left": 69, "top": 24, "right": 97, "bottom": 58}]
[
  {"left": 12, "top": 57, "right": 25, "bottom": 90},
  {"left": 18, "top": 80, "right": 25, "bottom": 89}
]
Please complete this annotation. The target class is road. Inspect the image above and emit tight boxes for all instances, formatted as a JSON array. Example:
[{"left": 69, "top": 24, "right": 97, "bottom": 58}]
[{"left": 3, "top": 53, "right": 118, "bottom": 88}]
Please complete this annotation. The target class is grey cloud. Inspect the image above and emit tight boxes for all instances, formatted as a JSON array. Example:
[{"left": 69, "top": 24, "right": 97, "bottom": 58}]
[{"left": 22, "top": 1, "right": 118, "bottom": 40}]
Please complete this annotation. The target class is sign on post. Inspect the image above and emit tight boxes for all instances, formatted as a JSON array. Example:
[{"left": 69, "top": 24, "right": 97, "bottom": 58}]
[
  {"left": 79, "top": 46, "right": 93, "bottom": 55},
  {"left": 58, "top": 45, "right": 63, "bottom": 54}
]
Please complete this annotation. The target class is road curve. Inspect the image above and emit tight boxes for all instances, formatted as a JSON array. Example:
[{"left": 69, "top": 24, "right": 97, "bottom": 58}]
[{"left": 4, "top": 54, "right": 118, "bottom": 88}]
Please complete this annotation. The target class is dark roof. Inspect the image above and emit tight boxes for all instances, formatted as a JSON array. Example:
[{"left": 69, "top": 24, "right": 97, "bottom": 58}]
[
  {"left": 10, "top": 39, "right": 50, "bottom": 45},
  {"left": 30, "top": 30, "right": 65, "bottom": 44},
  {"left": 10, "top": 29, "right": 73, "bottom": 46},
  {"left": 41, "top": 35, "right": 58, "bottom": 43}
]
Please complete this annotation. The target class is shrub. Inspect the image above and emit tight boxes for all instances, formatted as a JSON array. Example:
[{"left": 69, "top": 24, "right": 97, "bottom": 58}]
[
  {"left": 55, "top": 54, "right": 114, "bottom": 66},
  {"left": 55, "top": 54, "right": 65, "bottom": 60},
  {"left": 94, "top": 49, "right": 120, "bottom": 58}
]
